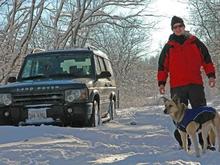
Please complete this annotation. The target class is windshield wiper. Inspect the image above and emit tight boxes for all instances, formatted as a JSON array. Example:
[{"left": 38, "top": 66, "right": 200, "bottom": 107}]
[{"left": 21, "top": 75, "right": 48, "bottom": 80}]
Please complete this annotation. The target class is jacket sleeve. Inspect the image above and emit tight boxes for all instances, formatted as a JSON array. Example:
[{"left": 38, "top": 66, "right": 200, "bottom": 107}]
[
  {"left": 157, "top": 44, "right": 170, "bottom": 86},
  {"left": 195, "top": 38, "right": 216, "bottom": 78}
]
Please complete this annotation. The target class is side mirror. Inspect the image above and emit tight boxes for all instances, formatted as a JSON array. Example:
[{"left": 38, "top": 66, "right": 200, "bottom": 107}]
[
  {"left": 97, "top": 71, "right": 111, "bottom": 79},
  {"left": 7, "top": 77, "right": 16, "bottom": 83}
]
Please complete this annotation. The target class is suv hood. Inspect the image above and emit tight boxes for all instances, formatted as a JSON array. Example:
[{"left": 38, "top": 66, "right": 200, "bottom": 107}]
[{"left": 0, "top": 79, "right": 92, "bottom": 93}]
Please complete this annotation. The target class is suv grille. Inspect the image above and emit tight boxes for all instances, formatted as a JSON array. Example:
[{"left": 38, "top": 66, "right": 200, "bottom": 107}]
[{"left": 13, "top": 92, "right": 64, "bottom": 105}]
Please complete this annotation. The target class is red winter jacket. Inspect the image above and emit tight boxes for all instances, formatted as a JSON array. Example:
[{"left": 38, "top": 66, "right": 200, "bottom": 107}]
[{"left": 157, "top": 34, "right": 215, "bottom": 88}]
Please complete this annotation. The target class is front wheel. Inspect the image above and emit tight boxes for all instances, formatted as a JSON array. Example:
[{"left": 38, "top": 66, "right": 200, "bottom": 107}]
[{"left": 89, "top": 101, "right": 102, "bottom": 127}]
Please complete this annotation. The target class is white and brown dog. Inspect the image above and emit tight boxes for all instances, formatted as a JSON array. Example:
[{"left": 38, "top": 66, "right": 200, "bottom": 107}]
[{"left": 162, "top": 96, "right": 220, "bottom": 157}]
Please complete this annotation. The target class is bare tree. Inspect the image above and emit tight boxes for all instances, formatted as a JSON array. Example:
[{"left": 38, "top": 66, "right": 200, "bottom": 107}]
[
  {"left": 0, "top": 0, "right": 158, "bottom": 108},
  {"left": 189, "top": 0, "right": 220, "bottom": 91},
  {"left": 0, "top": 0, "right": 45, "bottom": 82},
  {"left": 0, "top": 0, "right": 155, "bottom": 83},
  {"left": 85, "top": 18, "right": 157, "bottom": 108},
  {"left": 89, "top": 19, "right": 153, "bottom": 83},
  {"left": 40, "top": 0, "right": 153, "bottom": 48}
]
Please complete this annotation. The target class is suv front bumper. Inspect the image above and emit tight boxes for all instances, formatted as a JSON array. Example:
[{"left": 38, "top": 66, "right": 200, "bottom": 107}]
[{"left": 0, "top": 102, "right": 93, "bottom": 125}]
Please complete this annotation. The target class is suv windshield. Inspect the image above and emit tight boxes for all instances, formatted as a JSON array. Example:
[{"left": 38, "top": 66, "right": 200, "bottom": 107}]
[{"left": 19, "top": 52, "right": 93, "bottom": 80}]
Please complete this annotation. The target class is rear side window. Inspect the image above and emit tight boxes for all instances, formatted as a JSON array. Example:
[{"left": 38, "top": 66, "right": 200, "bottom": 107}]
[
  {"left": 104, "top": 59, "right": 114, "bottom": 77},
  {"left": 98, "top": 57, "right": 106, "bottom": 72}
]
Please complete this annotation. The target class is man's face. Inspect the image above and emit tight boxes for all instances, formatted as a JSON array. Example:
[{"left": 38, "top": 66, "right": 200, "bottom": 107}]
[{"left": 172, "top": 23, "right": 185, "bottom": 36}]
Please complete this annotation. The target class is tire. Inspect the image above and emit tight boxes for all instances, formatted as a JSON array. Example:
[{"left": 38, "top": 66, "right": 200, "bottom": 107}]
[
  {"left": 109, "top": 100, "right": 116, "bottom": 120},
  {"left": 89, "top": 101, "right": 102, "bottom": 127}
]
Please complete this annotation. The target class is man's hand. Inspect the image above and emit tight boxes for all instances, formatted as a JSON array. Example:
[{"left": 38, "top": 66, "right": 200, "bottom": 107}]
[
  {"left": 159, "top": 84, "right": 165, "bottom": 94},
  {"left": 209, "top": 77, "right": 216, "bottom": 88}
]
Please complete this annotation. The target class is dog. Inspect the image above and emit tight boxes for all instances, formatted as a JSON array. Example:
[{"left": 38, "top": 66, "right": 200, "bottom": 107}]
[{"left": 161, "top": 96, "right": 220, "bottom": 157}]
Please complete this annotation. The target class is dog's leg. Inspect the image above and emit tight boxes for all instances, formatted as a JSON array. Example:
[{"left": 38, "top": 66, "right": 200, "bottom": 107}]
[
  {"left": 187, "top": 122, "right": 200, "bottom": 157},
  {"left": 179, "top": 130, "right": 188, "bottom": 151},
  {"left": 201, "top": 124, "right": 208, "bottom": 154},
  {"left": 213, "top": 114, "right": 220, "bottom": 152},
  {"left": 214, "top": 126, "right": 220, "bottom": 152},
  {"left": 209, "top": 128, "right": 216, "bottom": 147},
  {"left": 191, "top": 133, "right": 200, "bottom": 157},
  {"left": 216, "top": 127, "right": 220, "bottom": 152}
]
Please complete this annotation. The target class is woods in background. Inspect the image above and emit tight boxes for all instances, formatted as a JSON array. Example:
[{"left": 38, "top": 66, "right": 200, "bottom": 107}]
[
  {"left": 0, "top": 0, "right": 154, "bottom": 80},
  {"left": 189, "top": 0, "right": 220, "bottom": 95},
  {"left": 0, "top": 0, "right": 158, "bottom": 108},
  {"left": 0, "top": 0, "right": 219, "bottom": 108}
]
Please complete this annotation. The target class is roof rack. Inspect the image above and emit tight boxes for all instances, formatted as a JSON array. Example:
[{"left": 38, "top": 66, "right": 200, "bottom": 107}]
[
  {"left": 86, "top": 44, "right": 98, "bottom": 51},
  {"left": 31, "top": 48, "right": 45, "bottom": 53}
]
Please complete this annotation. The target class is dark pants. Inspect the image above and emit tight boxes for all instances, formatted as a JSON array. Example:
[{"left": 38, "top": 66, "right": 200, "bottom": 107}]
[
  {"left": 170, "top": 84, "right": 207, "bottom": 148},
  {"left": 170, "top": 84, "right": 206, "bottom": 108}
]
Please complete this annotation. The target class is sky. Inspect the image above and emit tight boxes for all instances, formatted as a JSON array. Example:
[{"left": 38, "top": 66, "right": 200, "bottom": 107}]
[{"left": 148, "top": 0, "right": 189, "bottom": 56}]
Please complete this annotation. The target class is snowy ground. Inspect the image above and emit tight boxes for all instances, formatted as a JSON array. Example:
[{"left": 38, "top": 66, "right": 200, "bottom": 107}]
[{"left": 1, "top": 101, "right": 220, "bottom": 164}]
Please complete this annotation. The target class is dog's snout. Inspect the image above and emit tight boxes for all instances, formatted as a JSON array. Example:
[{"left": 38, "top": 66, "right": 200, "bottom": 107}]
[{"left": 164, "top": 109, "right": 168, "bottom": 114}]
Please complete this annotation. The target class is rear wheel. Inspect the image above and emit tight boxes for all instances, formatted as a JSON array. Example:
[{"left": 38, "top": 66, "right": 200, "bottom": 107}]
[
  {"left": 109, "top": 100, "right": 116, "bottom": 120},
  {"left": 89, "top": 101, "right": 102, "bottom": 127}
]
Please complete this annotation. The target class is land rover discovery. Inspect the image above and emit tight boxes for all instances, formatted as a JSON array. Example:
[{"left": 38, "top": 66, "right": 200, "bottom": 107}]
[{"left": 0, "top": 48, "right": 117, "bottom": 127}]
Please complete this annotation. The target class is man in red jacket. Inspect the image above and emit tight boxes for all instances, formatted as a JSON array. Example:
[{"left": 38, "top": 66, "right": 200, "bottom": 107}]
[{"left": 157, "top": 16, "right": 216, "bottom": 149}]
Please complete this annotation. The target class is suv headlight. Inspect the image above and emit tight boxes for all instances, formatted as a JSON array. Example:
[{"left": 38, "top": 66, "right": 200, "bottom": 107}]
[
  {"left": 65, "top": 89, "right": 88, "bottom": 103},
  {"left": 0, "top": 93, "right": 12, "bottom": 106}
]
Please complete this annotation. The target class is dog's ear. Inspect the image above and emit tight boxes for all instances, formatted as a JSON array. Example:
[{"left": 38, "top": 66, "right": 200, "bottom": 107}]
[
  {"left": 160, "top": 96, "right": 169, "bottom": 103},
  {"left": 172, "top": 95, "right": 180, "bottom": 105}
]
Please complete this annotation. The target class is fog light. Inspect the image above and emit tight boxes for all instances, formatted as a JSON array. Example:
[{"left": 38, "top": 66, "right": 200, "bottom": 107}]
[
  {"left": 4, "top": 111, "right": 9, "bottom": 117},
  {"left": 67, "top": 108, "right": 73, "bottom": 113}
]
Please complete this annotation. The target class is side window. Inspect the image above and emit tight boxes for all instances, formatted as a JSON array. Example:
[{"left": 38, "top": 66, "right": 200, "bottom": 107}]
[
  {"left": 98, "top": 56, "right": 106, "bottom": 72},
  {"left": 94, "top": 56, "right": 101, "bottom": 75},
  {"left": 104, "top": 59, "right": 114, "bottom": 76},
  {"left": 104, "top": 59, "right": 114, "bottom": 80}
]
